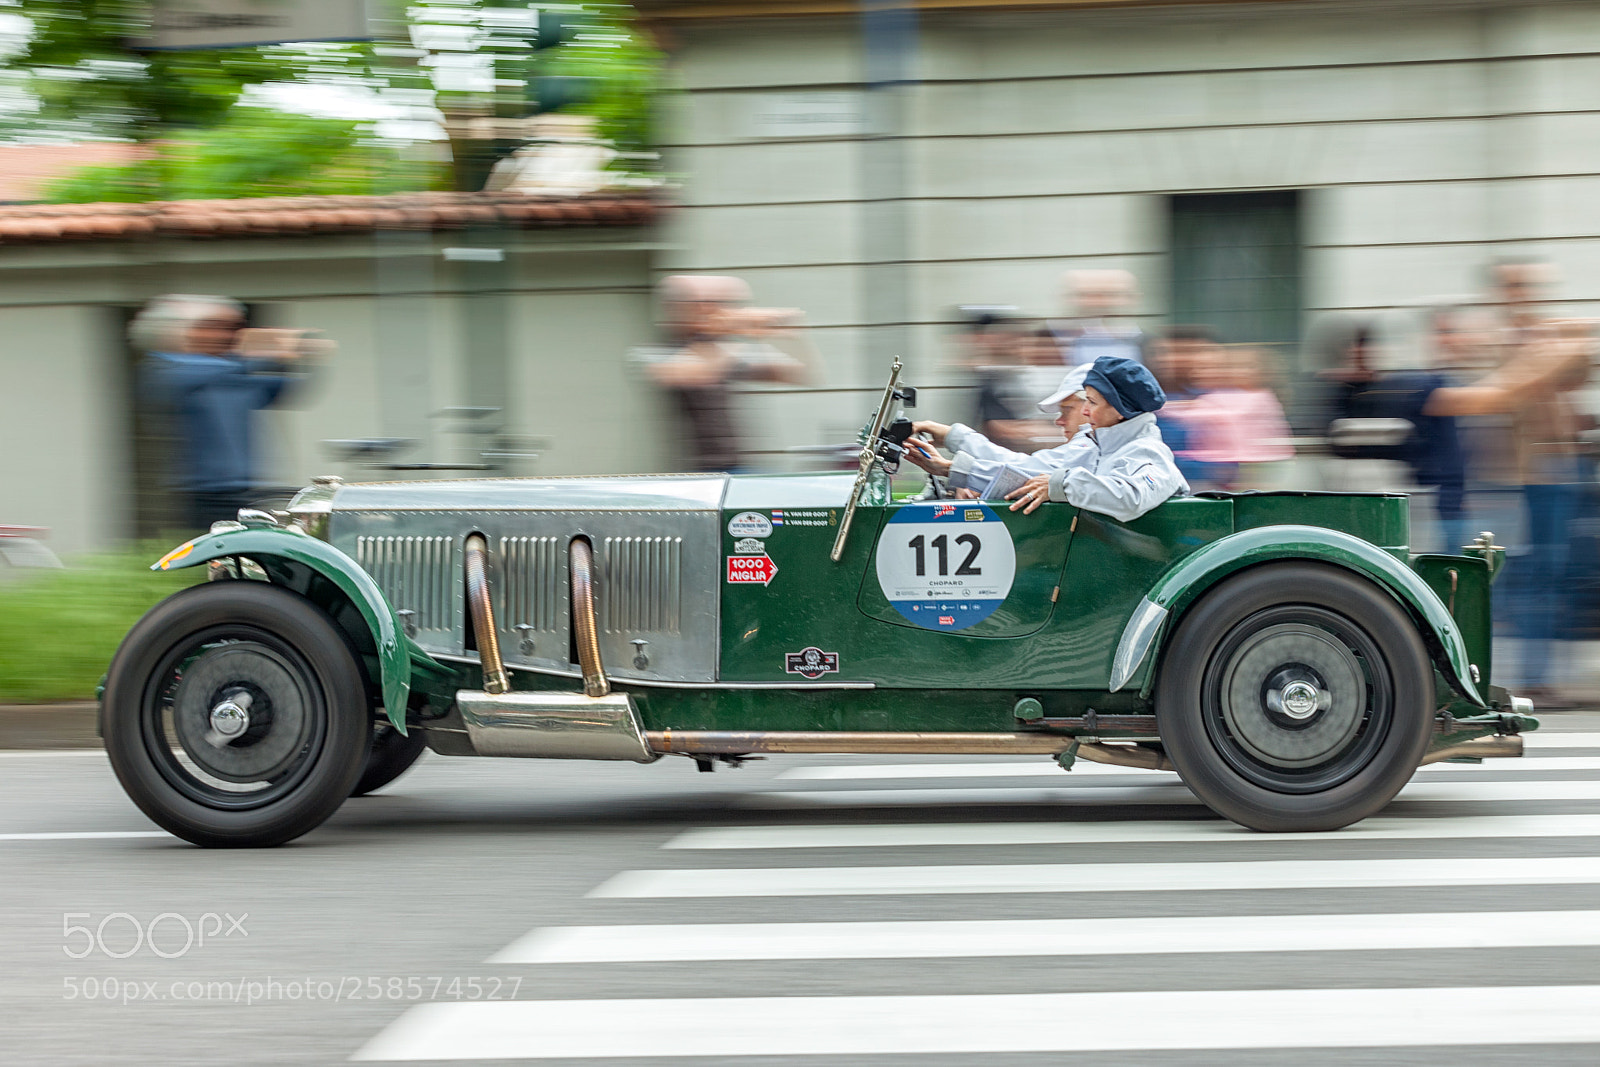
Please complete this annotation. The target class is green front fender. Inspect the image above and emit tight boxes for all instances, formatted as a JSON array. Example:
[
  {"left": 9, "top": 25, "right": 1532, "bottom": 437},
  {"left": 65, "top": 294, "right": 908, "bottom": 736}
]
[
  {"left": 1111, "top": 525, "right": 1486, "bottom": 707},
  {"left": 154, "top": 525, "right": 415, "bottom": 731}
]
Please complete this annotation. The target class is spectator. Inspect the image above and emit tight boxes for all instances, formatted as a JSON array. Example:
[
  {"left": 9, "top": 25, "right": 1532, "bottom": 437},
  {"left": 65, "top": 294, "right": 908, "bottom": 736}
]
[
  {"left": 134, "top": 294, "right": 327, "bottom": 532},
  {"left": 1048, "top": 269, "right": 1148, "bottom": 366},
  {"left": 1181, "top": 346, "right": 1295, "bottom": 490},
  {"left": 639, "top": 275, "right": 812, "bottom": 473},
  {"left": 971, "top": 326, "right": 1071, "bottom": 455},
  {"left": 953, "top": 309, "right": 1032, "bottom": 454},
  {"left": 1147, "top": 324, "right": 1227, "bottom": 488},
  {"left": 1488, "top": 259, "right": 1595, "bottom": 704}
]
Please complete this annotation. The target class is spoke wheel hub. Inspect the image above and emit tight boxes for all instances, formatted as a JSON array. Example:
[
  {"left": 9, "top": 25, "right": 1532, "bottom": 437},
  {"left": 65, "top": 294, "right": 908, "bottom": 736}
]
[{"left": 173, "top": 643, "right": 308, "bottom": 784}]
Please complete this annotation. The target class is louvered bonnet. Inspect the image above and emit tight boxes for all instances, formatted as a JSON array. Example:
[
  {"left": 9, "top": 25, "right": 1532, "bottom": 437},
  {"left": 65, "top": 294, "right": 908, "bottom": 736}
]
[{"left": 327, "top": 475, "right": 727, "bottom": 684}]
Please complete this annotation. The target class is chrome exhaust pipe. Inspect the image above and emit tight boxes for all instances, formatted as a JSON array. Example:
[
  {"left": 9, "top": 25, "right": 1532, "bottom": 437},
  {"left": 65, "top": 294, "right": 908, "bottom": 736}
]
[
  {"left": 1420, "top": 734, "right": 1524, "bottom": 765},
  {"left": 458, "top": 690, "right": 656, "bottom": 762},
  {"left": 569, "top": 538, "right": 609, "bottom": 698},
  {"left": 464, "top": 534, "right": 509, "bottom": 695},
  {"left": 1072, "top": 741, "right": 1174, "bottom": 772}
]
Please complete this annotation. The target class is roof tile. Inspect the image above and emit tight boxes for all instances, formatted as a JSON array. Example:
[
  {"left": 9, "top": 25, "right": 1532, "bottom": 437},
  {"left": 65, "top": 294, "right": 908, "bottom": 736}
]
[{"left": 0, "top": 189, "right": 660, "bottom": 245}]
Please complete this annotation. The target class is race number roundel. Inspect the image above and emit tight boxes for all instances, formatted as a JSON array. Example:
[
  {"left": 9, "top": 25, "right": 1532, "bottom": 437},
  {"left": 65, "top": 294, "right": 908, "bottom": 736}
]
[{"left": 875, "top": 503, "right": 1016, "bottom": 631}]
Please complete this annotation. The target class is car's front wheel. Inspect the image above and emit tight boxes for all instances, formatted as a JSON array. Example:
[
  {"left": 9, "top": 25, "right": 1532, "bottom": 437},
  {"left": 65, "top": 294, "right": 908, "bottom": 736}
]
[
  {"left": 1155, "top": 562, "right": 1434, "bottom": 832},
  {"left": 103, "top": 582, "right": 370, "bottom": 847}
]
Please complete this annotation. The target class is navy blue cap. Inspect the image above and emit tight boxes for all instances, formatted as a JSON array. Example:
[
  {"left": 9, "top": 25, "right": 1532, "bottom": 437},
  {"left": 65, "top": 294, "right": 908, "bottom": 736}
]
[{"left": 1083, "top": 355, "right": 1165, "bottom": 418}]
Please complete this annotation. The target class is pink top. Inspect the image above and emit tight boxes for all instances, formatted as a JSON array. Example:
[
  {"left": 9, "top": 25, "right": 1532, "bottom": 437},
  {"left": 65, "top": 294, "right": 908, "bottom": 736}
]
[{"left": 1179, "top": 389, "right": 1295, "bottom": 463}]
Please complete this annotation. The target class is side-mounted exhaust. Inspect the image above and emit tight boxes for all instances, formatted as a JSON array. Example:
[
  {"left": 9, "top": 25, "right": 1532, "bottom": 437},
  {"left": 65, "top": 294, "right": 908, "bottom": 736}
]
[{"left": 457, "top": 534, "right": 653, "bottom": 760}]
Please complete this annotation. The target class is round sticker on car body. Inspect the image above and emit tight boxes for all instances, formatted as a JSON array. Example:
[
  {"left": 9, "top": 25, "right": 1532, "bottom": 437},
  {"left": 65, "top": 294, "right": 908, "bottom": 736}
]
[
  {"left": 727, "top": 511, "right": 773, "bottom": 538},
  {"left": 875, "top": 503, "right": 1016, "bottom": 630}
]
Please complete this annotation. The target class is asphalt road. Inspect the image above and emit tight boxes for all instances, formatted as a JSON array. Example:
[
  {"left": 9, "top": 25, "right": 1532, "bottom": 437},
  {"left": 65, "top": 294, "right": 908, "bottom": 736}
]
[{"left": 4, "top": 716, "right": 1599, "bottom": 1067}]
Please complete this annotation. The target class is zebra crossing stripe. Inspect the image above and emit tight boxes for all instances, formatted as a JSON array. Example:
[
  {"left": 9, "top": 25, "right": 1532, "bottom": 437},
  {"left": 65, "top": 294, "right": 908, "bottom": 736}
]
[
  {"left": 778, "top": 756, "right": 1600, "bottom": 780},
  {"left": 664, "top": 811, "right": 1600, "bottom": 850},
  {"left": 493, "top": 908, "right": 1600, "bottom": 964},
  {"left": 351, "top": 985, "right": 1600, "bottom": 1060},
  {"left": 1524, "top": 732, "right": 1600, "bottom": 747},
  {"left": 748, "top": 778, "right": 1600, "bottom": 809},
  {"left": 589, "top": 854, "right": 1600, "bottom": 898},
  {"left": 0, "top": 831, "right": 170, "bottom": 842}
]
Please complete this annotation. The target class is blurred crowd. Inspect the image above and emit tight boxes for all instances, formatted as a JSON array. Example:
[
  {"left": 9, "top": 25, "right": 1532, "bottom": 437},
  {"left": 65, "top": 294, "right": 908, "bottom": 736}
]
[
  {"left": 952, "top": 270, "right": 1298, "bottom": 495},
  {"left": 943, "top": 263, "right": 1599, "bottom": 705}
]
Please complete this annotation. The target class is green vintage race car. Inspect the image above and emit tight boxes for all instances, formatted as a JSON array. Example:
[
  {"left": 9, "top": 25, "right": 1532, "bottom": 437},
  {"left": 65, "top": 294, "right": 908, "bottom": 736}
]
[{"left": 103, "top": 362, "right": 1535, "bottom": 847}]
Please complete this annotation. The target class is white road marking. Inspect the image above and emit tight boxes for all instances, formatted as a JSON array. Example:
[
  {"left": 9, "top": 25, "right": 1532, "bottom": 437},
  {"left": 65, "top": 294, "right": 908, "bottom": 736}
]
[
  {"left": 780, "top": 760, "right": 1168, "bottom": 779},
  {"left": 748, "top": 778, "right": 1600, "bottom": 809},
  {"left": 664, "top": 811, "right": 1600, "bottom": 850},
  {"left": 351, "top": 985, "right": 1600, "bottom": 1060},
  {"left": 1424, "top": 755, "right": 1600, "bottom": 771},
  {"left": 0, "top": 831, "right": 170, "bottom": 842},
  {"left": 0, "top": 750, "right": 105, "bottom": 758},
  {"left": 1525, "top": 732, "right": 1600, "bottom": 747},
  {"left": 777, "top": 756, "right": 1600, "bottom": 780},
  {"left": 494, "top": 908, "right": 1600, "bottom": 964},
  {"left": 589, "top": 854, "right": 1600, "bottom": 899}
]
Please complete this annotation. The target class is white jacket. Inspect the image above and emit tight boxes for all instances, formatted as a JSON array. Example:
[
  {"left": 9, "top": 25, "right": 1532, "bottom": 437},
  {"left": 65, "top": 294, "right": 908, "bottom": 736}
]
[
  {"left": 945, "top": 413, "right": 1188, "bottom": 523},
  {"left": 945, "top": 422, "right": 1093, "bottom": 492}
]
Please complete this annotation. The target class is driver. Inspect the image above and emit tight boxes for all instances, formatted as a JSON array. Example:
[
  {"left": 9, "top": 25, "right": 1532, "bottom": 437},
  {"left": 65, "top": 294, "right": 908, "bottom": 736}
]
[
  {"left": 905, "top": 363, "right": 1092, "bottom": 498},
  {"left": 906, "top": 355, "right": 1188, "bottom": 523}
]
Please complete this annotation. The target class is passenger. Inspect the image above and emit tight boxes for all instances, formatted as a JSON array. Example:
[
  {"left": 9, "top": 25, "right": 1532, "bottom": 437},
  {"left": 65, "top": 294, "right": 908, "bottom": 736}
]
[{"left": 907, "top": 356, "right": 1189, "bottom": 522}]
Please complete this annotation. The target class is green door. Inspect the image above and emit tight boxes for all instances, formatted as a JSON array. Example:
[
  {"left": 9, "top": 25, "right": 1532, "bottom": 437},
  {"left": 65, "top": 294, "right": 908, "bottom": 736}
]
[{"left": 857, "top": 499, "right": 1073, "bottom": 637}]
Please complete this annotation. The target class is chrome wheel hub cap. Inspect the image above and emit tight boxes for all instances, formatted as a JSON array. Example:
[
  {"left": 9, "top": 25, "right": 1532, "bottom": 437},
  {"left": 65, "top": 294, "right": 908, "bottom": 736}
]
[
  {"left": 1270, "top": 679, "right": 1325, "bottom": 721},
  {"left": 206, "top": 692, "right": 252, "bottom": 748},
  {"left": 1220, "top": 623, "right": 1366, "bottom": 769}
]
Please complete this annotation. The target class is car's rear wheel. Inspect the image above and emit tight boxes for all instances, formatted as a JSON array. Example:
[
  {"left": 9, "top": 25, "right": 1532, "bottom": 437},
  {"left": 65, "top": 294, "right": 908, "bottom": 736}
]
[
  {"left": 350, "top": 721, "right": 427, "bottom": 796},
  {"left": 1155, "top": 562, "right": 1434, "bottom": 832},
  {"left": 103, "top": 582, "right": 369, "bottom": 847}
]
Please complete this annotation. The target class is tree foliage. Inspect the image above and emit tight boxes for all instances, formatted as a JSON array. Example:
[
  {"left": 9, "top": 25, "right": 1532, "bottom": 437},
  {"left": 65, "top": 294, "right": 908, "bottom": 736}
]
[
  {"left": 44, "top": 109, "right": 448, "bottom": 202},
  {"left": 3, "top": 1, "right": 663, "bottom": 202},
  {"left": 14, "top": 0, "right": 297, "bottom": 136}
]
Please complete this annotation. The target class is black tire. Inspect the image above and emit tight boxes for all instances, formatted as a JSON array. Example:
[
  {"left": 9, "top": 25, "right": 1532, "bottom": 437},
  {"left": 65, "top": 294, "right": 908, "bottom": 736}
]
[
  {"left": 103, "top": 582, "right": 370, "bottom": 848},
  {"left": 350, "top": 721, "right": 427, "bottom": 796},
  {"left": 1154, "top": 562, "right": 1434, "bottom": 832}
]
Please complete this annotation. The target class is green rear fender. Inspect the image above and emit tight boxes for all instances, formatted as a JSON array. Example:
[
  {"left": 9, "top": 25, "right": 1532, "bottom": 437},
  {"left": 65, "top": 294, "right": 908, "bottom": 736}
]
[
  {"left": 1112, "top": 525, "right": 1486, "bottom": 707},
  {"left": 153, "top": 526, "right": 416, "bottom": 731}
]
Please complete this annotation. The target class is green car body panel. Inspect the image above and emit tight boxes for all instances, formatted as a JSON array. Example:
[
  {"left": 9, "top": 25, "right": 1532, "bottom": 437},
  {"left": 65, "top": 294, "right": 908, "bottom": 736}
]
[
  {"left": 1118, "top": 522, "right": 1487, "bottom": 707},
  {"left": 153, "top": 524, "right": 418, "bottom": 732}
]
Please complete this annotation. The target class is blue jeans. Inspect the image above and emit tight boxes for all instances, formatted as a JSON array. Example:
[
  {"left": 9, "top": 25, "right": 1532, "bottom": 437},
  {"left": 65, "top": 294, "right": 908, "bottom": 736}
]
[
  {"left": 1438, "top": 519, "right": 1472, "bottom": 555},
  {"left": 1518, "top": 481, "right": 1579, "bottom": 688}
]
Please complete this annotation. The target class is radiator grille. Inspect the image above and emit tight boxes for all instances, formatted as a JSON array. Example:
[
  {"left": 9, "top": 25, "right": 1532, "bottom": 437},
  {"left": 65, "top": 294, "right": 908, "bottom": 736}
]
[
  {"left": 355, "top": 535, "right": 454, "bottom": 631},
  {"left": 601, "top": 535, "right": 682, "bottom": 634},
  {"left": 499, "top": 535, "right": 561, "bottom": 631}
]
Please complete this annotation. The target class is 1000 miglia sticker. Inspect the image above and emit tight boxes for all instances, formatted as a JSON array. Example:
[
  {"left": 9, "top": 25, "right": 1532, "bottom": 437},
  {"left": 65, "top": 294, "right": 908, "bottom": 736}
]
[{"left": 874, "top": 503, "right": 1016, "bottom": 631}]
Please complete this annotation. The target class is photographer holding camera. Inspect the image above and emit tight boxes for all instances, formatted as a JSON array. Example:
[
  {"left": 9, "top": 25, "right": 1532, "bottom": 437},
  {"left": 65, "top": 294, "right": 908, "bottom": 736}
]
[
  {"left": 134, "top": 294, "right": 332, "bottom": 531},
  {"left": 641, "top": 275, "right": 813, "bottom": 472}
]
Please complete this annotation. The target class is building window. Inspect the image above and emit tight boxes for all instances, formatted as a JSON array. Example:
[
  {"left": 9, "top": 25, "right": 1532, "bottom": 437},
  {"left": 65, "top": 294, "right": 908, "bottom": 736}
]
[{"left": 1169, "top": 190, "right": 1302, "bottom": 352}]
